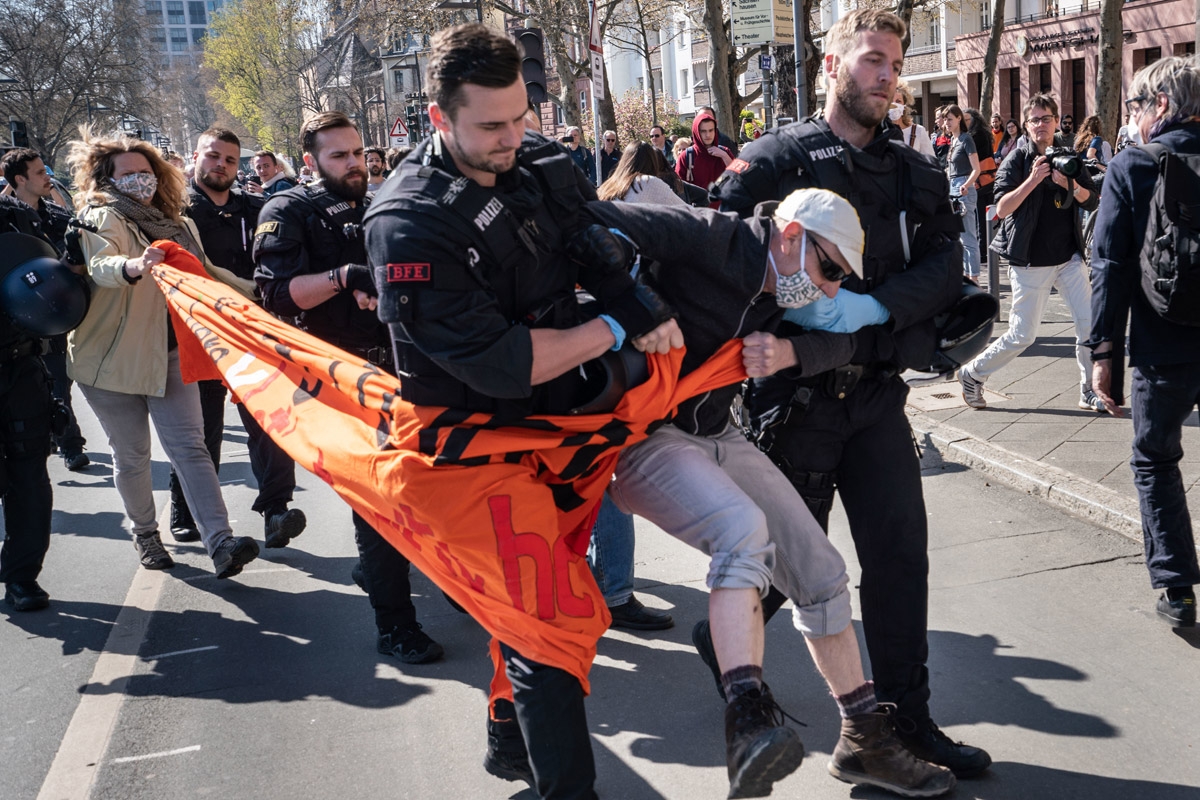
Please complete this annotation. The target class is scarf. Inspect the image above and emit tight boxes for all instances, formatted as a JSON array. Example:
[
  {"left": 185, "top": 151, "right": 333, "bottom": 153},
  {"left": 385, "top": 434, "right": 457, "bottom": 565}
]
[{"left": 104, "top": 188, "right": 203, "bottom": 261}]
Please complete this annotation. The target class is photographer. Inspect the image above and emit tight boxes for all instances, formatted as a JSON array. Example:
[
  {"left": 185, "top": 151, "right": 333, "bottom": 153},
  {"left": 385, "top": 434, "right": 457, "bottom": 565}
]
[
  {"left": 561, "top": 125, "right": 596, "bottom": 184},
  {"left": 959, "top": 93, "right": 1104, "bottom": 412}
]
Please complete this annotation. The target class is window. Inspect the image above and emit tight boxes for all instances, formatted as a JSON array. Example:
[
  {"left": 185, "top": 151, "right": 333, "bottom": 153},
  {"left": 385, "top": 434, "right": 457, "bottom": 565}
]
[
  {"left": 1007, "top": 67, "right": 1021, "bottom": 120},
  {"left": 928, "top": 17, "right": 940, "bottom": 46},
  {"left": 680, "top": 67, "right": 690, "bottom": 96},
  {"left": 555, "top": 105, "right": 564, "bottom": 125},
  {"left": 678, "top": 19, "right": 689, "bottom": 50},
  {"left": 1145, "top": 46, "right": 1162, "bottom": 65},
  {"left": 144, "top": 0, "right": 162, "bottom": 20},
  {"left": 637, "top": 76, "right": 644, "bottom": 92},
  {"left": 188, "top": 1, "right": 205, "bottom": 23},
  {"left": 167, "top": 1, "right": 184, "bottom": 24},
  {"left": 392, "top": 69, "right": 406, "bottom": 94},
  {"left": 191, "top": 27, "right": 206, "bottom": 44},
  {"left": 170, "top": 27, "right": 188, "bottom": 51},
  {"left": 580, "top": 90, "right": 588, "bottom": 112},
  {"left": 979, "top": 0, "right": 990, "bottom": 28},
  {"left": 150, "top": 26, "right": 166, "bottom": 46},
  {"left": 206, "top": 0, "right": 222, "bottom": 12}
]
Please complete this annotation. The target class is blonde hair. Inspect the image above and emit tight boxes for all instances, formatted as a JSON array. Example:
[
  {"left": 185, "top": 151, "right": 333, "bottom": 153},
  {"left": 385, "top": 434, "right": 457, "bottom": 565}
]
[
  {"left": 673, "top": 137, "right": 691, "bottom": 158},
  {"left": 67, "top": 127, "right": 188, "bottom": 219},
  {"left": 825, "top": 9, "right": 907, "bottom": 60},
  {"left": 894, "top": 80, "right": 915, "bottom": 127}
]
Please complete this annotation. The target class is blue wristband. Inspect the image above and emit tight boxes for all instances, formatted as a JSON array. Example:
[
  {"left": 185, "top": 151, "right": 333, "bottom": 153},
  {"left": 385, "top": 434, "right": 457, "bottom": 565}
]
[{"left": 598, "top": 314, "right": 626, "bottom": 351}]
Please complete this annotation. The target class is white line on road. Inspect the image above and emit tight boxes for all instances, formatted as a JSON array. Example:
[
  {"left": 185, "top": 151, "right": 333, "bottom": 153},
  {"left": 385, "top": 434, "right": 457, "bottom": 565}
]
[
  {"left": 142, "top": 645, "right": 219, "bottom": 661},
  {"left": 111, "top": 745, "right": 201, "bottom": 764}
]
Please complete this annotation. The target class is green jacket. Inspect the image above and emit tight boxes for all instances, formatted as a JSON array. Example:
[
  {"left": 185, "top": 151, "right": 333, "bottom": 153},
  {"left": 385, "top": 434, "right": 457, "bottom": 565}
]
[{"left": 67, "top": 204, "right": 255, "bottom": 396}]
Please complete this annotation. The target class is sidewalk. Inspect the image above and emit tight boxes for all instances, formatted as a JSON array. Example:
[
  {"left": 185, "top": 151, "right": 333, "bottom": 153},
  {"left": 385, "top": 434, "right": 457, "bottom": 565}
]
[{"left": 904, "top": 279, "right": 1200, "bottom": 544}]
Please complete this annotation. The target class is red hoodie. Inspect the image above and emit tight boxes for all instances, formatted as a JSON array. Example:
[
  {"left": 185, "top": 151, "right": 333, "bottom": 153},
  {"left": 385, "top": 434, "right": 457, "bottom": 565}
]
[{"left": 675, "top": 111, "right": 733, "bottom": 208}]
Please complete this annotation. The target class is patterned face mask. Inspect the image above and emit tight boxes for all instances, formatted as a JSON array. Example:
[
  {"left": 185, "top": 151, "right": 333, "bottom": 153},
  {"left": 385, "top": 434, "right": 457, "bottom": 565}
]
[
  {"left": 111, "top": 172, "right": 158, "bottom": 203},
  {"left": 769, "top": 232, "right": 826, "bottom": 308}
]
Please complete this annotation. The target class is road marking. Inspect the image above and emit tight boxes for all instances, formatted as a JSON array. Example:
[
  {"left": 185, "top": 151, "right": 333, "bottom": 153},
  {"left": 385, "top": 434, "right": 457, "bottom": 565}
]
[
  {"left": 180, "top": 566, "right": 291, "bottom": 582},
  {"left": 37, "top": 517, "right": 169, "bottom": 800},
  {"left": 142, "top": 645, "right": 219, "bottom": 661},
  {"left": 111, "top": 745, "right": 201, "bottom": 764}
]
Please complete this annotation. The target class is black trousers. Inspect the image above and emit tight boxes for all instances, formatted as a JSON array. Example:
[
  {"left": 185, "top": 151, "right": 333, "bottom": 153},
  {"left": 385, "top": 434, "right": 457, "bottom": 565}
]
[
  {"left": 0, "top": 356, "right": 54, "bottom": 584},
  {"left": 762, "top": 375, "right": 932, "bottom": 725},
  {"left": 42, "top": 340, "right": 86, "bottom": 455},
  {"left": 353, "top": 511, "right": 416, "bottom": 631}
]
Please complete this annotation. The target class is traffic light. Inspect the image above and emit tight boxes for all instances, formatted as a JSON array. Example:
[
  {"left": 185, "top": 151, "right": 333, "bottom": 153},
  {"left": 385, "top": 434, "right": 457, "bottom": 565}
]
[
  {"left": 9, "top": 118, "right": 29, "bottom": 148},
  {"left": 406, "top": 105, "right": 419, "bottom": 133},
  {"left": 516, "top": 28, "right": 547, "bottom": 104}
]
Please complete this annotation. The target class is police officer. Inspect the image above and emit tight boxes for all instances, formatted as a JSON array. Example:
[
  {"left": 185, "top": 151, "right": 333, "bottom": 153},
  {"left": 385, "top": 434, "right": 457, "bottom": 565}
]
[
  {"left": 0, "top": 198, "right": 62, "bottom": 612},
  {"left": 364, "top": 25, "right": 680, "bottom": 799},
  {"left": 167, "top": 127, "right": 308, "bottom": 550},
  {"left": 711, "top": 9, "right": 992, "bottom": 777},
  {"left": 253, "top": 111, "right": 442, "bottom": 665}
]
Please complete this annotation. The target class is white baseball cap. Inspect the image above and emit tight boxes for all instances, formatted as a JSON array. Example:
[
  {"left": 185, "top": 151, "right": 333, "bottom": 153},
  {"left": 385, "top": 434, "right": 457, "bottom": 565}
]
[{"left": 775, "top": 188, "right": 864, "bottom": 279}]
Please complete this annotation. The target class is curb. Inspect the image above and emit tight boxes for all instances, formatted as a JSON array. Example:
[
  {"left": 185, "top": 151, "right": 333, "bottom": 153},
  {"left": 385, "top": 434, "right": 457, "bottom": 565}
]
[{"left": 907, "top": 410, "right": 1144, "bottom": 545}]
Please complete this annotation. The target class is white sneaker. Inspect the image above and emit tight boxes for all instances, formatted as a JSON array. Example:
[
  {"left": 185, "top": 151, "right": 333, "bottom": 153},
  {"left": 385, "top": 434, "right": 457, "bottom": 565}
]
[
  {"left": 1079, "top": 388, "right": 1108, "bottom": 414},
  {"left": 960, "top": 368, "right": 986, "bottom": 409}
]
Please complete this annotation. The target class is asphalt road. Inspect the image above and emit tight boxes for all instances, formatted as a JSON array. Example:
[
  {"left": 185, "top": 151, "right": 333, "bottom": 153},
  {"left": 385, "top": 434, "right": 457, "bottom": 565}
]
[{"left": 3, "top": 396, "right": 1199, "bottom": 800}]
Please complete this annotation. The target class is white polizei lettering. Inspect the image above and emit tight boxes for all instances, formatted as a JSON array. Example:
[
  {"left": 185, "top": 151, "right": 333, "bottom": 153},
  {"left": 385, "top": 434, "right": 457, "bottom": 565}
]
[
  {"left": 226, "top": 352, "right": 271, "bottom": 389},
  {"left": 473, "top": 197, "right": 505, "bottom": 231},
  {"left": 808, "top": 145, "right": 843, "bottom": 161}
]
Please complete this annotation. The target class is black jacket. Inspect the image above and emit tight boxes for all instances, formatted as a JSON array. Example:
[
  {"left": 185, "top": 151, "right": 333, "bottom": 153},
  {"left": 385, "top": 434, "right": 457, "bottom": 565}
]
[
  {"left": 990, "top": 134, "right": 1099, "bottom": 267},
  {"left": 187, "top": 180, "right": 264, "bottom": 281},
  {"left": 713, "top": 117, "right": 963, "bottom": 374},
  {"left": 1088, "top": 122, "right": 1200, "bottom": 369}
]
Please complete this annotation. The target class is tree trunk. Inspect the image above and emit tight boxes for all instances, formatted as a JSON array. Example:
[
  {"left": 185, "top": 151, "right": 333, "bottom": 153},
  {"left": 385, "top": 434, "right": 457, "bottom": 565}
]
[
  {"left": 544, "top": 25, "right": 584, "bottom": 131},
  {"left": 803, "top": 0, "right": 820, "bottom": 116},
  {"left": 599, "top": 64, "right": 617, "bottom": 134},
  {"left": 703, "top": 0, "right": 736, "bottom": 136},
  {"left": 1096, "top": 0, "right": 1124, "bottom": 145},
  {"left": 894, "top": 0, "right": 914, "bottom": 54},
  {"left": 776, "top": 45, "right": 796, "bottom": 119},
  {"left": 979, "top": 0, "right": 1006, "bottom": 118}
]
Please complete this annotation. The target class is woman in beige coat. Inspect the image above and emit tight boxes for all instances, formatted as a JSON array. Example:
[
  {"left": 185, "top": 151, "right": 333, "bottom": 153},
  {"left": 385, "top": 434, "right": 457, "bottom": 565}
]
[{"left": 67, "top": 131, "right": 259, "bottom": 579}]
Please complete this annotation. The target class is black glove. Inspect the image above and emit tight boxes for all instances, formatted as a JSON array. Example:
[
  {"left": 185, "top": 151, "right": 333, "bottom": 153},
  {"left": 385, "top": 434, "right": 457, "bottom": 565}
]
[
  {"left": 567, "top": 224, "right": 639, "bottom": 301},
  {"left": 604, "top": 281, "right": 676, "bottom": 340},
  {"left": 63, "top": 218, "right": 97, "bottom": 267},
  {"left": 342, "top": 263, "right": 377, "bottom": 296}
]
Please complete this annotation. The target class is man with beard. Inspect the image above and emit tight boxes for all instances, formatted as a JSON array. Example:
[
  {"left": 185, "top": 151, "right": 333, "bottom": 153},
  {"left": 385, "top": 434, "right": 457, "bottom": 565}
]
[
  {"left": 709, "top": 8, "right": 993, "bottom": 780},
  {"left": 165, "top": 127, "right": 308, "bottom": 550},
  {"left": 253, "top": 112, "right": 444, "bottom": 666},
  {"left": 365, "top": 147, "right": 387, "bottom": 193}
]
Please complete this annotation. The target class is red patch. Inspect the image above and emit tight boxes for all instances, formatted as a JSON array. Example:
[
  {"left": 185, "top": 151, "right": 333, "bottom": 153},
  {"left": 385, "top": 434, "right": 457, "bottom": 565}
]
[
  {"left": 727, "top": 158, "right": 751, "bottom": 174},
  {"left": 387, "top": 263, "right": 431, "bottom": 282}
]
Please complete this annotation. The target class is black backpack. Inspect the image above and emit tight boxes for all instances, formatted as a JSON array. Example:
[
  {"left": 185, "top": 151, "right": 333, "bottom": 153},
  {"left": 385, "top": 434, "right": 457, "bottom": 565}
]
[{"left": 1139, "top": 143, "right": 1200, "bottom": 326}]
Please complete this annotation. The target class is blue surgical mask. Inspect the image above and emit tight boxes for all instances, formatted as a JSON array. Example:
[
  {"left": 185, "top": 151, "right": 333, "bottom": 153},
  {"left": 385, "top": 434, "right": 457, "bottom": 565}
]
[{"left": 769, "top": 232, "right": 825, "bottom": 309}]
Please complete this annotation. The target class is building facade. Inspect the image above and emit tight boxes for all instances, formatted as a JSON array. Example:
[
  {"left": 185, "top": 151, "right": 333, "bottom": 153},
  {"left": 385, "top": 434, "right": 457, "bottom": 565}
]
[{"left": 143, "top": 0, "right": 227, "bottom": 66}]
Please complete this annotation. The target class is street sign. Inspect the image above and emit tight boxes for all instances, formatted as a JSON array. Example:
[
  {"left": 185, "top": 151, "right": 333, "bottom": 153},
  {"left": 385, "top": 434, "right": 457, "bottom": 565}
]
[
  {"left": 389, "top": 117, "right": 409, "bottom": 138},
  {"left": 760, "top": 54, "right": 773, "bottom": 71},
  {"left": 731, "top": 0, "right": 794, "bottom": 46},
  {"left": 588, "top": 0, "right": 605, "bottom": 102}
]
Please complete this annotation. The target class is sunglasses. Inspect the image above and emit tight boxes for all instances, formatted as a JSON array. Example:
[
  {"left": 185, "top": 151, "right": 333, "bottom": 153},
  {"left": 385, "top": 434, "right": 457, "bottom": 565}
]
[
  {"left": 650, "top": 133, "right": 663, "bottom": 138},
  {"left": 811, "top": 237, "right": 849, "bottom": 283}
]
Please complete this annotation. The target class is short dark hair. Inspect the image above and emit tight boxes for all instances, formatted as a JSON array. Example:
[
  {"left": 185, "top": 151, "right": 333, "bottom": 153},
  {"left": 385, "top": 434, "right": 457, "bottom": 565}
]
[
  {"left": 386, "top": 145, "right": 413, "bottom": 170},
  {"left": 198, "top": 127, "right": 240, "bottom": 149},
  {"left": 1, "top": 148, "right": 42, "bottom": 184},
  {"left": 1023, "top": 93, "right": 1059, "bottom": 122},
  {"left": 300, "top": 111, "right": 359, "bottom": 156},
  {"left": 427, "top": 23, "right": 521, "bottom": 120},
  {"left": 253, "top": 150, "right": 278, "bottom": 165},
  {"left": 649, "top": 124, "right": 665, "bottom": 136},
  {"left": 364, "top": 147, "right": 385, "bottom": 160}
]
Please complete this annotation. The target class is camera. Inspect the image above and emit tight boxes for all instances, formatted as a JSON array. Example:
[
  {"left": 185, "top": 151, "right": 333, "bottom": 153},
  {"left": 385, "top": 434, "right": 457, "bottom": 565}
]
[
  {"left": 1044, "top": 146, "right": 1084, "bottom": 180},
  {"left": 949, "top": 196, "right": 967, "bottom": 216},
  {"left": 561, "top": 135, "right": 574, "bottom": 143}
]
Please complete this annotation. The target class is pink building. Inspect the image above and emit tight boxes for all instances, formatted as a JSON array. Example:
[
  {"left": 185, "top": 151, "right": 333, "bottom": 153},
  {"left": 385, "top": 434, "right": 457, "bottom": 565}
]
[{"left": 955, "top": 0, "right": 1196, "bottom": 123}]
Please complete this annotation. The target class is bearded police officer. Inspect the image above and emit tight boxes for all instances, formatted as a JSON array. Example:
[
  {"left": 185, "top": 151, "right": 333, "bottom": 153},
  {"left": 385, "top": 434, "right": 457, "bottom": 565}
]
[
  {"left": 253, "top": 111, "right": 443, "bottom": 666},
  {"left": 710, "top": 9, "right": 992, "bottom": 778}
]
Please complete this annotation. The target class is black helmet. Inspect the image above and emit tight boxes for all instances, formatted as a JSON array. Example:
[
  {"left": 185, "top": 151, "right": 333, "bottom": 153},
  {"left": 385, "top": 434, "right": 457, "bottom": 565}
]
[
  {"left": 0, "top": 232, "right": 90, "bottom": 337},
  {"left": 918, "top": 281, "right": 998, "bottom": 376}
]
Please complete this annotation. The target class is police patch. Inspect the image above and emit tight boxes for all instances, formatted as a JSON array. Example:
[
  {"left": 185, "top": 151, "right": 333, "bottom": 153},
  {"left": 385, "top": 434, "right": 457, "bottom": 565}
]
[
  {"left": 387, "top": 263, "right": 431, "bottom": 282},
  {"left": 255, "top": 221, "right": 279, "bottom": 236},
  {"left": 727, "top": 159, "right": 751, "bottom": 174}
]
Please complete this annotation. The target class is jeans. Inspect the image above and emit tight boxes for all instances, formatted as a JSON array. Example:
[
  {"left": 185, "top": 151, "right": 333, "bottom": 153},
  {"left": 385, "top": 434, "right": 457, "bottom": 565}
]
[
  {"left": 965, "top": 254, "right": 1093, "bottom": 389},
  {"left": 587, "top": 493, "right": 634, "bottom": 607},
  {"left": 951, "top": 178, "right": 980, "bottom": 277},
  {"left": 612, "top": 423, "right": 852, "bottom": 638},
  {"left": 1130, "top": 363, "right": 1200, "bottom": 589},
  {"left": 79, "top": 350, "right": 233, "bottom": 557}
]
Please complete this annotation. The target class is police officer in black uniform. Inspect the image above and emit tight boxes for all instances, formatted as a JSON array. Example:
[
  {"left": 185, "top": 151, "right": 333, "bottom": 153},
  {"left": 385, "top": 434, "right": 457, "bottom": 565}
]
[
  {"left": 711, "top": 9, "right": 992, "bottom": 777},
  {"left": 364, "top": 25, "right": 680, "bottom": 800},
  {"left": 253, "top": 111, "right": 443, "bottom": 666},
  {"left": 167, "top": 127, "right": 308, "bottom": 549},
  {"left": 0, "top": 198, "right": 66, "bottom": 611}
]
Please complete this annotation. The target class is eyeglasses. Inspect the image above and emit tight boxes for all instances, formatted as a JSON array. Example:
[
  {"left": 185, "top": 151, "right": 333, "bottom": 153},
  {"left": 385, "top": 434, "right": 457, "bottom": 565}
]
[
  {"left": 605, "top": 138, "right": 615, "bottom": 142},
  {"left": 1125, "top": 95, "right": 1151, "bottom": 116},
  {"left": 811, "top": 237, "right": 849, "bottom": 283},
  {"left": 1027, "top": 114, "right": 1057, "bottom": 127}
]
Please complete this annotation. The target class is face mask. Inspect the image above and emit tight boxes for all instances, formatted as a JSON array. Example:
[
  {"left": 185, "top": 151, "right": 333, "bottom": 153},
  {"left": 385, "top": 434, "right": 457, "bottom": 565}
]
[
  {"left": 112, "top": 173, "right": 157, "bottom": 203},
  {"left": 769, "top": 232, "right": 826, "bottom": 309},
  {"left": 1128, "top": 124, "right": 1144, "bottom": 146},
  {"left": 887, "top": 103, "right": 905, "bottom": 122}
]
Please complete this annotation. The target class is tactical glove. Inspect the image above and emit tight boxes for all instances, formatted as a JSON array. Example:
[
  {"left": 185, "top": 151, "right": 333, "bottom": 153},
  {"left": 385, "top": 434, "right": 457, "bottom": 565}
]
[
  {"left": 567, "top": 224, "right": 639, "bottom": 301},
  {"left": 342, "top": 263, "right": 377, "bottom": 296},
  {"left": 604, "top": 281, "right": 677, "bottom": 341}
]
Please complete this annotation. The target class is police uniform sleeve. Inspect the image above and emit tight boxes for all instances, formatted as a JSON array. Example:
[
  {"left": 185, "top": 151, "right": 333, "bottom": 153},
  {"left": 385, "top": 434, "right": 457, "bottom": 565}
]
[
  {"left": 252, "top": 194, "right": 310, "bottom": 317},
  {"left": 366, "top": 209, "right": 536, "bottom": 400},
  {"left": 712, "top": 132, "right": 793, "bottom": 217}
]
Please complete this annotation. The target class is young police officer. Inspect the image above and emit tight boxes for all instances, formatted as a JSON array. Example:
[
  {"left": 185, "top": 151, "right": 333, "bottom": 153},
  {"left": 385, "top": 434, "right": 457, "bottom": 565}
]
[
  {"left": 253, "top": 112, "right": 443, "bottom": 666},
  {"left": 711, "top": 9, "right": 992, "bottom": 778}
]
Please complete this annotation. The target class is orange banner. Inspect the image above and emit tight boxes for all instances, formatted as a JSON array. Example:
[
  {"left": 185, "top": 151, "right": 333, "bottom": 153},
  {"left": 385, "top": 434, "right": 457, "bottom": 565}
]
[{"left": 152, "top": 244, "right": 746, "bottom": 696}]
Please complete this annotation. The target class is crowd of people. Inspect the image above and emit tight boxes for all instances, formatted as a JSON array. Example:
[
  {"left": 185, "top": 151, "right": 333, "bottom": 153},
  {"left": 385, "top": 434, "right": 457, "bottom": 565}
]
[{"left": 0, "top": 8, "right": 1197, "bottom": 800}]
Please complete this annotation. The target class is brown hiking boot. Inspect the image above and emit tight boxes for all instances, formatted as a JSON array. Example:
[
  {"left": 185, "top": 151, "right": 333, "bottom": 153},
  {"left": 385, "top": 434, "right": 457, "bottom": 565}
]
[
  {"left": 828, "top": 705, "right": 956, "bottom": 798},
  {"left": 725, "top": 684, "right": 805, "bottom": 798}
]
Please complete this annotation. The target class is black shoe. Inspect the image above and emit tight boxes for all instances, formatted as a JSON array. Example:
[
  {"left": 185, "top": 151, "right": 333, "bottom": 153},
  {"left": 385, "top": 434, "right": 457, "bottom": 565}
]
[
  {"left": 725, "top": 685, "right": 805, "bottom": 798},
  {"left": 212, "top": 536, "right": 259, "bottom": 579},
  {"left": 264, "top": 507, "right": 307, "bottom": 549},
  {"left": 169, "top": 503, "right": 200, "bottom": 543},
  {"left": 378, "top": 623, "right": 444, "bottom": 664},
  {"left": 1157, "top": 589, "right": 1197, "bottom": 627},
  {"left": 895, "top": 716, "right": 991, "bottom": 779},
  {"left": 4, "top": 581, "right": 50, "bottom": 612},
  {"left": 350, "top": 560, "right": 367, "bottom": 592},
  {"left": 608, "top": 595, "right": 674, "bottom": 631},
  {"left": 692, "top": 618, "right": 727, "bottom": 701},
  {"left": 63, "top": 451, "right": 90, "bottom": 471},
  {"left": 134, "top": 532, "right": 175, "bottom": 570},
  {"left": 483, "top": 699, "right": 535, "bottom": 790}
]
